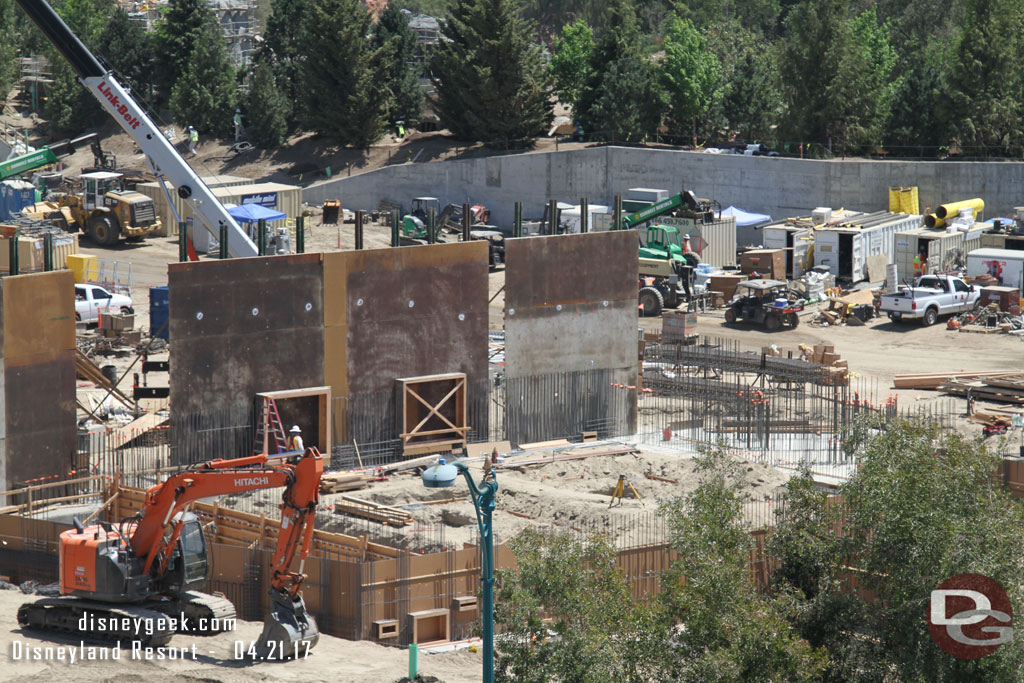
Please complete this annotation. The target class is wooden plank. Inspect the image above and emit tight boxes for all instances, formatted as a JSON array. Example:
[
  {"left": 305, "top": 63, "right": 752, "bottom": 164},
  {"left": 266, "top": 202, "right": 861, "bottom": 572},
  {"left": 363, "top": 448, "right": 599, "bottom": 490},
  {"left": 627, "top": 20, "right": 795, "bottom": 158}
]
[{"left": 517, "top": 439, "right": 572, "bottom": 450}]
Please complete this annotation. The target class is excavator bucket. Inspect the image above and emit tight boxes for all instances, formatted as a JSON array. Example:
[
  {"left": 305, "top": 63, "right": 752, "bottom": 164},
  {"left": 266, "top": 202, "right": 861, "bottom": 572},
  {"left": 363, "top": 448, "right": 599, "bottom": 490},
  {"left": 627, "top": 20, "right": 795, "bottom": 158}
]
[{"left": 256, "top": 590, "right": 319, "bottom": 659}]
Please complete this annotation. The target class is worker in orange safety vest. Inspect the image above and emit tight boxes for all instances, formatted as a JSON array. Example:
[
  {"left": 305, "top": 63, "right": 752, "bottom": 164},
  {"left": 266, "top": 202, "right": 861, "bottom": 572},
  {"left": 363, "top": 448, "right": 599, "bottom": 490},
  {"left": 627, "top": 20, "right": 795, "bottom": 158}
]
[{"left": 288, "top": 425, "right": 304, "bottom": 452}]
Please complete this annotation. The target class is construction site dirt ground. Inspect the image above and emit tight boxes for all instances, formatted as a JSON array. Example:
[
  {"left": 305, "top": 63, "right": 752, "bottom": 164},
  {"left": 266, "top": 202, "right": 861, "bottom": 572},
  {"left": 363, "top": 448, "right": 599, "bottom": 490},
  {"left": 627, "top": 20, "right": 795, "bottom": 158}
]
[
  {"left": 226, "top": 445, "right": 791, "bottom": 552},
  {"left": 0, "top": 588, "right": 480, "bottom": 683}
]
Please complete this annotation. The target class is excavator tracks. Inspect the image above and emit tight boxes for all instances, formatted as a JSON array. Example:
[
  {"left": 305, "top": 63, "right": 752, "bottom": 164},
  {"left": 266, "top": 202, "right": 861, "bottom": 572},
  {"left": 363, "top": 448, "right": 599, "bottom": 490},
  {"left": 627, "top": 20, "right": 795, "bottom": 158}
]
[
  {"left": 17, "top": 597, "right": 176, "bottom": 647},
  {"left": 160, "top": 591, "right": 237, "bottom": 635}
]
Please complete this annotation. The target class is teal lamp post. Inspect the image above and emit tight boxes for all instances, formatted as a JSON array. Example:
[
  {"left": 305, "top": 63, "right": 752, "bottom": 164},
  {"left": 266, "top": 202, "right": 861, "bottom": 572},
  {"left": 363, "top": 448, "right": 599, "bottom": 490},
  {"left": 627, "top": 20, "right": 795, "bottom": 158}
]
[{"left": 422, "top": 458, "right": 498, "bottom": 683}]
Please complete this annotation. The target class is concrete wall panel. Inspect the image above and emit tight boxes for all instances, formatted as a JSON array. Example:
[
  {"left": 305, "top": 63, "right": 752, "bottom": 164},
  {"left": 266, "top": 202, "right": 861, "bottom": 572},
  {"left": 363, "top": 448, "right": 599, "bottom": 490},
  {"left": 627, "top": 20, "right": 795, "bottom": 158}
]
[
  {"left": 303, "top": 146, "right": 1024, "bottom": 229},
  {"left": 504, "top": 231, "right": 637, "bottom": 379},
  {"left": 169, "top": 255, "right": 325, "bottom": 423},
  {"left": 323, "top": 242, "right": 489, "bottom": 398}
]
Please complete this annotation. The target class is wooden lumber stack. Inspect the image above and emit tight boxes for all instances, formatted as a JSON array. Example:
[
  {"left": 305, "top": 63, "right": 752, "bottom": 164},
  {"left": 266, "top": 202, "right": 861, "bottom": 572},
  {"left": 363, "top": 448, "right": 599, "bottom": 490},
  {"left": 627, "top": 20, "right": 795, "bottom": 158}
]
[
  {"left": 893, "top": 370, "right": 1022, "bottom": 390},
  {"left": 319, "top": 471, "right": 377, "bottom": 494},
  {"left": 334, "top": 495, "right": 414, "bottom": 527},
  {"left": 811, "top": 344, "right": 849, "bottom": 384},
  {"left": 939, "top": 374, "right": 1024, "bottom": 404}
]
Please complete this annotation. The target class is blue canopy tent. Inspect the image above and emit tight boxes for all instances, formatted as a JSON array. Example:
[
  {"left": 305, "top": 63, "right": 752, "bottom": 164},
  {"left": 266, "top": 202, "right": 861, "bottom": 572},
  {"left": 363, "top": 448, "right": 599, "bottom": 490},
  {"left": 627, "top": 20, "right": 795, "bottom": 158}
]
[
  {"left": 227, "top": 203, "right": 286, "bottom": 224},
  {"left": 722, "top": 205, "right": 772, "bottom": 247}
]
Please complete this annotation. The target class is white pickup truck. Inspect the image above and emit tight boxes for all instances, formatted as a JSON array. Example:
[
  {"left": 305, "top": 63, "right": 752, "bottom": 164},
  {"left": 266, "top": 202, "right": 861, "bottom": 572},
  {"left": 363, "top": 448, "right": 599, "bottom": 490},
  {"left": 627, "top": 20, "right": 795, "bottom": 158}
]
[
  {"left": 75, "top": 283, "right": 134, "bottom": 322},
  {"left": 879, "top": 274, "right": 980, "bottom": 326}
]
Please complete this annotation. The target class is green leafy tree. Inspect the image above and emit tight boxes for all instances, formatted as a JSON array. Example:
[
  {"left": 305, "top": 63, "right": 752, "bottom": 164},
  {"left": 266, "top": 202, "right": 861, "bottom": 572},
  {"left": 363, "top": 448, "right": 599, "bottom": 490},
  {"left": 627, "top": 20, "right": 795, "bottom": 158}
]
[
  {"left": 96, "top": 7, "right": 153, "bottom": 95},
  {"left": 704, "top": 21, "right": 782, "bottom": 143},
  {"left": 372, "top": 2, "right": 424, "bottom": 128},
  {"left": 660, "top": 14, "right": 719, "bottom": 141},
  {"left": 886, "top": 42, "right": 954, "bottom": 152},
  {"left": 494, "top": 529, "right": 661, "bottom": 682},
  {"left": 300, "top": 0, "right": 385, "bottom": 147},
  {"left": 575, "top": 0, "right": 661, "bottom": 143},
  {"left": 260, "top": 0, "right": 310, "bottom": 129},
  {"left": 244, "top": 56, "right": 289, "bottom": 149},
  {"left": 944, "top": 0, "right": 1024, "bottom": 155},
  {"left": 152, "top": 0, "right": 212, "bottom": 108},
  {"left": 547, "top": 19, "right": 594, "bottom": 113},
  {"left": 431, "top": 0, "right": 552, "bottom": 146},
  {"left": 169, "top": 20, "right": 237, "bottom": 134},
  {"left": 837, "top": 418, "right": 1024, "bottom": 680},
  {"left": 658, "top": 448, "right": 828, "bottom": 681}
]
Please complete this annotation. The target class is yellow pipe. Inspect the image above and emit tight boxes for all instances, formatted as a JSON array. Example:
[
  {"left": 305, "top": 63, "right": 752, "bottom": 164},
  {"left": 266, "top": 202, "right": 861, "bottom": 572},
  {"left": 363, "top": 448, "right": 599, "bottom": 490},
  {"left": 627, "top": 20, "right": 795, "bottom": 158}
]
[
  {"left": 923, "top": 213, "right": 943, "bottom": 228},
  {"left": 935, "top": 197, "right": 984, "bottom": 220}
]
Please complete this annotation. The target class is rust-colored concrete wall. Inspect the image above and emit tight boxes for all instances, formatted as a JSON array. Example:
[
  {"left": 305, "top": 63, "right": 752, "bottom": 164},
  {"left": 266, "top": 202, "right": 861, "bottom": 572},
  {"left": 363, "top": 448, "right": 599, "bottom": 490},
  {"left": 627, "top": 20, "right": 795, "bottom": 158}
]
[
  {"left": 0, "top": 271, "right": 76, "bottom": 489},
  {"left": 168, "top": 255, "right": 326, "bottom": 448},
  {"left": 323, "top": 243, "right": 489, "bottom": 397},
  {"left": 504, "top": 232, "right": 638, "bottom": 377}
]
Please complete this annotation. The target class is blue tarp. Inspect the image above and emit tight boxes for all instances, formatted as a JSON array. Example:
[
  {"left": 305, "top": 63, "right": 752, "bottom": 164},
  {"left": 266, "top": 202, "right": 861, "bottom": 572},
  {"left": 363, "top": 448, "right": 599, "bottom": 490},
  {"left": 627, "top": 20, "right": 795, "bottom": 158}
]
[
  {"left": 722, "top": 205, "right": 771, "bottom": 227},
  {"left": 228, "top": 203, "right": 286, "bottom": 224}
]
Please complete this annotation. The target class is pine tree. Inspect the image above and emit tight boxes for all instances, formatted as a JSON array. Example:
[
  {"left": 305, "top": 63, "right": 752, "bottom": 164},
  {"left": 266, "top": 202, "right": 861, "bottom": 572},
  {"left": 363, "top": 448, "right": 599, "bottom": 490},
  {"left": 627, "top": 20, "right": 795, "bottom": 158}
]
[
  {"left": 152, "top": 0, "right": 213, "bottom": 107},
  {"left": 944, "top": 0, "right": 1024, "bottom": 156},
  {"left": 300, "top": 0, "right": 386, "bottom": 147},
  {"left": 169, "top": 20, "right": 237, "bottom": 135},
  {"left": 96, "top": 7, "right": 153, "bottom": 96},
  {"left": 431, "top": 0, "right": 552, "bottom": 147},
  {"left": 43, "top": 0, "right": 113, "bottom": 133},
  {"left": 660, "top": 15, "right": 719, "bottom": 140},
  {"left": 261, "top": 0, "right": 310, "bottom": 129},
  {"left": 0, "top": 0, "right": 21, "bottom": 100},
  {"left": 575, "top": 0, "right": 661, "bottom": 143},
  {"left": 372, "top": 3, "right": 424, "bottom": 128},
  {"left": 244, "top": 56, "right": 290, "bottom": 149}
]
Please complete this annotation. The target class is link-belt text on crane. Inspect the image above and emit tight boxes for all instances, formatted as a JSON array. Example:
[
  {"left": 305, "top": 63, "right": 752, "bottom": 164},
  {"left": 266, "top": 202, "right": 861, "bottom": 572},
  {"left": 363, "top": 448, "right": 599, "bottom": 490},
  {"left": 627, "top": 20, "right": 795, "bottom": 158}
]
[
  {"left": 96, "top": 81, "right": 141, "bottom": 130},
  {"left": 235, "top": 476, "right": 271, "bottom": 487}
]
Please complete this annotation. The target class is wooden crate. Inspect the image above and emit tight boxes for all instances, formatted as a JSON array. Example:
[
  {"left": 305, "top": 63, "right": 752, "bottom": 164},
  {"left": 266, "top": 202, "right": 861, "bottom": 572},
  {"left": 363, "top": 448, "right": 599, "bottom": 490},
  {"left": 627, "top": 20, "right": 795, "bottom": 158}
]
[
  {"left": 662, "top": 310, "right": 698, "bottom": 342},
  {"left": 396, "top": 373, "right": 468, "bottom": 457}
]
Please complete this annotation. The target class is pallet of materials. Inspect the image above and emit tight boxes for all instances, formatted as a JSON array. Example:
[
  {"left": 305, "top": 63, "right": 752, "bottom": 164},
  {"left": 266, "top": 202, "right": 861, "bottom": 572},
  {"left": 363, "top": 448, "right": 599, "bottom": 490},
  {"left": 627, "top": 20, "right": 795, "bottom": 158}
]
[
  {"left": 333, "top": 495, "right": 413, "bottom": 527},
  {"left": 319, "top": 471, "right": 378, "bottom": 494},
  {"left": 938, "top": 374, "right": 1024, "bottom": 404}
]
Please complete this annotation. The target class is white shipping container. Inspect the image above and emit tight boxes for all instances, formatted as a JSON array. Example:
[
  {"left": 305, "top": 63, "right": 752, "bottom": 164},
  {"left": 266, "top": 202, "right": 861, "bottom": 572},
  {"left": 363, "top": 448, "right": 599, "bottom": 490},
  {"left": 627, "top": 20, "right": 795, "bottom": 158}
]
[
  {"left": 967, "top": 248, "right": 1024, "bottom": 293},
  {"left": 813, "top": 213, "right": 920, "bottom": 282},
  {"left": 893, "top": 227, "right": 965, "bottom": 280},
  {"left": 561, "top": 205, "right": 610, "bottom": 234},
  {"left": 763, "top": 225, "right": 812, "bottom": 279}
]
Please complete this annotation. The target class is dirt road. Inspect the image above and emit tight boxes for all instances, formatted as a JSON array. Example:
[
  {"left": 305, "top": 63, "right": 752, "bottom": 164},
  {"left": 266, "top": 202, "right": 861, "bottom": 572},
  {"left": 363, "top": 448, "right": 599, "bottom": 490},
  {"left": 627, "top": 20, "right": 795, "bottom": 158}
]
[{"left": 0, "top": 588, "right": 479, "bottom": 683}]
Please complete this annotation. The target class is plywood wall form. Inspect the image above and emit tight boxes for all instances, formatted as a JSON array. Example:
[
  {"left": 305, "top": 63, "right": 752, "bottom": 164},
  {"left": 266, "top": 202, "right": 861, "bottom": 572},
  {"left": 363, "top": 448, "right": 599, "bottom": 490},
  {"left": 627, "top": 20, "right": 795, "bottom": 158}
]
[
  {"left": 323, "top": 243, "right": 490, "bottom": 444},
  {"left": 0, "top": 271, "right": 76, "bottom": 490},
  {"left": 503, "top": 232, "right": 638, "bottom": 440},
  {"left": 168, "top": 244, "right": 489, "bottom": 454},
  {"left": 505, "top": 232, "right": 637, "bottom": 377},
  {"left": 168, "top": 255, "right": 325, "bottom": 458}
]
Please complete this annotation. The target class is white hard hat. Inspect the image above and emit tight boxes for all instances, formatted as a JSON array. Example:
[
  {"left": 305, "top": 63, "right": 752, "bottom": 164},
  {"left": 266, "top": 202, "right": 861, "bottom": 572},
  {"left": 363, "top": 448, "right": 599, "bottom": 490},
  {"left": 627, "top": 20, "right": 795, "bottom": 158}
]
[
  {"left": 683, "top": 234, "right": 690, "bottom": 239},
  {"left": 290, "top": 425, "right": 301, "bottom": 434}
]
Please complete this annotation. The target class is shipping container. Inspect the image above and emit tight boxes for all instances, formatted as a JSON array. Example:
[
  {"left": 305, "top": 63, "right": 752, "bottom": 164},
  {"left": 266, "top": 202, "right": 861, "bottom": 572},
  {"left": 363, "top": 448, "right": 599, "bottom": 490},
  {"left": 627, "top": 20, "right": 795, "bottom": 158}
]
[
  {"left": 655, "top": 214, "right": 737, "bottom": 268},
  {"left": 135, "top": 175, "right": 255, "bottom": 237},
  {"left": 561, "top": 204, "right": 610, "bottom": 233},
  {"left": 967, "top": 248, "right": 1024, "bottom": 294},
  {"left": 0, "top": 232, "right": 78, "bottom": 274},
  {"left": 762, "top": 224, "right": 812, "bottom": 279},
  {"left": 892, "top": 227, "right": 973, "bottom": 281},
  {"left": 813, "top": 212, "right": 920, "bottom": 282},
  {"left": 980, "top": 232, "right": 1024, "bottom": 252}
]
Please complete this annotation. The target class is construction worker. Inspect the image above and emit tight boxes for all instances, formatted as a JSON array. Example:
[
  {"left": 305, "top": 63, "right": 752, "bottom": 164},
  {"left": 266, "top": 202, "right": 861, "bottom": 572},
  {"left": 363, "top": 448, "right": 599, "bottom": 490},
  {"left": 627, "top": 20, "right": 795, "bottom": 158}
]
[
  {"left": 913, "top": 249, "right": 925, "bottom": 277},
  {"left": 682, "top": 233, "right": 694, "bottom": 254},
  {"left": 288, "top": 425, "right": 304, "bottom": 452},
  {"left": 187, "top": 125, "right": 198, "bottom": 157},
  {"left": 233, "top": 109, "right": 244, "bottom": 142}
]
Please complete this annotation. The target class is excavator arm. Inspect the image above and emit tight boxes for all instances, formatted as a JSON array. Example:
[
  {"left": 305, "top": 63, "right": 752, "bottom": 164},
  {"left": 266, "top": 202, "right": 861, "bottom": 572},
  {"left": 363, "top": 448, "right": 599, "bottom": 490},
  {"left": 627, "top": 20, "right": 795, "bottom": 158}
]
[{"left": 131, "top": 449, "right": 323, "bottom": 657}]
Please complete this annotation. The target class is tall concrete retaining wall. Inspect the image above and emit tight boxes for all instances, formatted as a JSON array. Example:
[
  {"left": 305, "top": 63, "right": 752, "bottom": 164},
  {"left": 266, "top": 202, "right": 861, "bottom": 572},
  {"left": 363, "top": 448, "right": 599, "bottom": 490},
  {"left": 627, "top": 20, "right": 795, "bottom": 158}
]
[{"left": 303, "top": 146, "right": 1024, "bottom": 226}]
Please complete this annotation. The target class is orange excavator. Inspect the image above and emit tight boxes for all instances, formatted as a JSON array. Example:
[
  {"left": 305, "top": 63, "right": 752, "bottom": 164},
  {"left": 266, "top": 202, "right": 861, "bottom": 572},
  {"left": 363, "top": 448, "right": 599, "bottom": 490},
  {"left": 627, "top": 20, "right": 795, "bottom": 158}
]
[{"left": 18, "top": 448, "right": 323, "bottom": 658}]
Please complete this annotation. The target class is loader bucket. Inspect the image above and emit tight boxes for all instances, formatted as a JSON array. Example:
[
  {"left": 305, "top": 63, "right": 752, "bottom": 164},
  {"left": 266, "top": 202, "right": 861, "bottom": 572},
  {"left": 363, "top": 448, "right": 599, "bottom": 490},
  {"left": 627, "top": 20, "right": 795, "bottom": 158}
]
[{"left": 256, "top": 590, "right": 320, "bottom": 659}]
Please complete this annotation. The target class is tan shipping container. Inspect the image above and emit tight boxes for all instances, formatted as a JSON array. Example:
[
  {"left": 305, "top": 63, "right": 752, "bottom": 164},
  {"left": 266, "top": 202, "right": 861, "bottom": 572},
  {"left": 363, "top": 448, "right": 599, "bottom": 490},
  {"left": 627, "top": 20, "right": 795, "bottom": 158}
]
[
  {"left": 135, "top": 175, "right": 254, "bottom": 236},
  {"left": 0, "top": 232, "right": 79, "bottom": 274}
]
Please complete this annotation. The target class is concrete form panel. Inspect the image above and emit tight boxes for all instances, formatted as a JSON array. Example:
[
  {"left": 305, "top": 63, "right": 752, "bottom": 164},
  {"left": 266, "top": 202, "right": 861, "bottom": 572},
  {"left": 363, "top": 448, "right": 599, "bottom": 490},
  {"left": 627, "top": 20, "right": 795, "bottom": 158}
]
[
  {"left": 0, "top": 271, "right": 76, "bottom": 489},
  {"left": 323, "top": 242, "right": 489, "bottom": 398},
  {"left": 504, "top": 231, "right": 638, "bottom": 379},
  {"left": 168, "top": 255, "right": 325, "bottom": 422}
]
